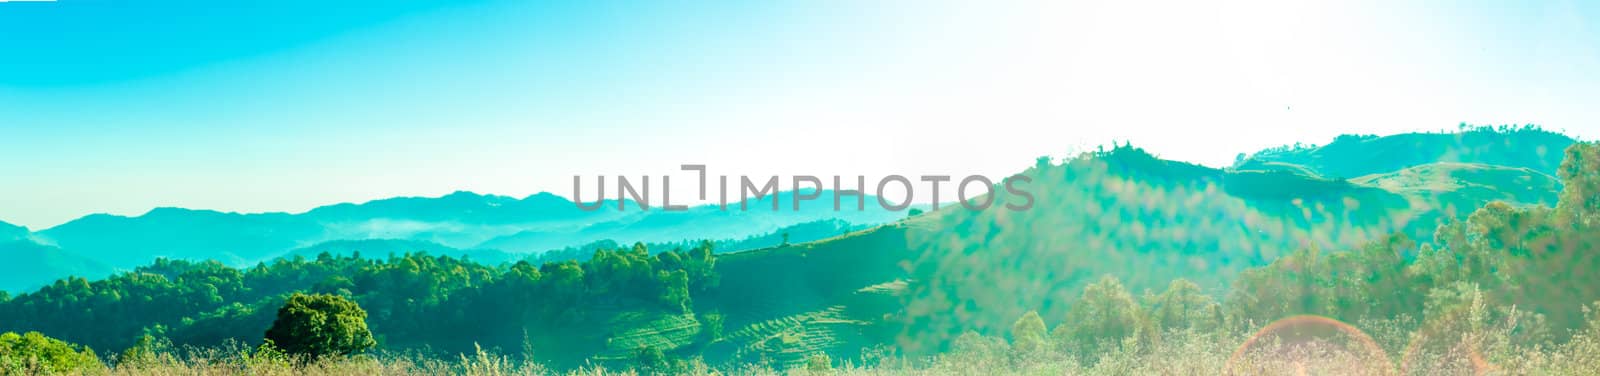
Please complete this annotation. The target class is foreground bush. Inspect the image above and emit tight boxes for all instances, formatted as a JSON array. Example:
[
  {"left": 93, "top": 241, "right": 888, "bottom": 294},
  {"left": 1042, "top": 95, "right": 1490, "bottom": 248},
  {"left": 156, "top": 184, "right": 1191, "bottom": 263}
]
[{"left": 0, "top": 331, "right": 100, "bottom": 374}]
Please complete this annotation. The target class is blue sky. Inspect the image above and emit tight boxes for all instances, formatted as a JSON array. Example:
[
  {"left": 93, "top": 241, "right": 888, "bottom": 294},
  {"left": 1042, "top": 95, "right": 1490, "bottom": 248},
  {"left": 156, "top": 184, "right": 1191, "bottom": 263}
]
[{"left": 2, "top": 0, "right": 1598, "bottom": 229}]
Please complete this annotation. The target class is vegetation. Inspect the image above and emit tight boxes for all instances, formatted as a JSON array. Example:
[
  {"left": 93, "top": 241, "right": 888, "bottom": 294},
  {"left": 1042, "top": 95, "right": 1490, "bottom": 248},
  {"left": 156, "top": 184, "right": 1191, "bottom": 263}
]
[
  {"left": 0, "top": 331, "right": 100, "bottom": 374},
  {"left": 264, "top": 293, "right": 376, "bottom": 359}
]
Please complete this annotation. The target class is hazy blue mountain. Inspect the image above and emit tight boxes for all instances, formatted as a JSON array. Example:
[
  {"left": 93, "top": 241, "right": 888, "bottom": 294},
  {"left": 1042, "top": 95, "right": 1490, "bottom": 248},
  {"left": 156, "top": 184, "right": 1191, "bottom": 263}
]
[
  {"left": 0, "top": 240, "right": 113, "bottom": 293},
  {"left": 1237, "top": 127, "right": 1576, "bottom": 179},
  {"left": 36, "top": 208, "right": 327, "bottom": 268},
  {"left": 0, "top": 220, "right": 26, "bottom": 242},
  {"left": 301, "top": 191, "right": 582, "bottom": 224},
  {"left": 25, "top": 190, "right": 901, "bottom": 281},
  {"left": 477, "top": 190, "right": 905, "bottom": 253},
  {"left": 300, "top": 191, "right": 639, "bottom": 248}
]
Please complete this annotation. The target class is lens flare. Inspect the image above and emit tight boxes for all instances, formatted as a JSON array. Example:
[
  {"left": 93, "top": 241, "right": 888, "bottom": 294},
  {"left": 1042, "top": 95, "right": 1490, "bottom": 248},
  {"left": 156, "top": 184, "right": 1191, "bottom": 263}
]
[{"left": 1224, "top": 315, "right": 1393, "bottom": 375}]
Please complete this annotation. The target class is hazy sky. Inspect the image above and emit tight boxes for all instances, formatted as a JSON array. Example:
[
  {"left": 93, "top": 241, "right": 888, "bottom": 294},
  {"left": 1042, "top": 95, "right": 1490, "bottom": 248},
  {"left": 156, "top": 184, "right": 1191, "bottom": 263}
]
[{"left": 2, "top": 0, "right": 1598, "bottom": 229}]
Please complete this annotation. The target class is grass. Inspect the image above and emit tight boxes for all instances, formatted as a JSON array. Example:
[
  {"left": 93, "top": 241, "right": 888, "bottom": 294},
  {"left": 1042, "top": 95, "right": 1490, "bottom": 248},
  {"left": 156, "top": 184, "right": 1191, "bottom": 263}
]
[{"left": 19, "top": 319, "right": 1600, "bottom": 375}]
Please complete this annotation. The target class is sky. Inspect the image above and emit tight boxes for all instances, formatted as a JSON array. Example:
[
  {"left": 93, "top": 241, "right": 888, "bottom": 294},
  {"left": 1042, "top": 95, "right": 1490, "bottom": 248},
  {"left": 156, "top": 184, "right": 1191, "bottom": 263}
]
[{"left": 2, "top": 0, "right": 1598, "bottom": 230}]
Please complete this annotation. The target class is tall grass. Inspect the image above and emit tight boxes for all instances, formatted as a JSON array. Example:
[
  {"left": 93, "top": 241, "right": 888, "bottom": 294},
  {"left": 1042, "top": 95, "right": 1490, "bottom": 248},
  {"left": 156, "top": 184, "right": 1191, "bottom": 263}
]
[{"left": 18, "top": 320, "right": 1600, "bottom": 375}]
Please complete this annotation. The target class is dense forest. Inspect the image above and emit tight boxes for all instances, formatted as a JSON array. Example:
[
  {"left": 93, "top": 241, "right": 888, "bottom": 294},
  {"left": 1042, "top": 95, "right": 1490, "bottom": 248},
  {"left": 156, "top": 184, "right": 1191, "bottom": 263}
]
[{"left": 3, "top": 134, "right": 1599, "bottom": 375}]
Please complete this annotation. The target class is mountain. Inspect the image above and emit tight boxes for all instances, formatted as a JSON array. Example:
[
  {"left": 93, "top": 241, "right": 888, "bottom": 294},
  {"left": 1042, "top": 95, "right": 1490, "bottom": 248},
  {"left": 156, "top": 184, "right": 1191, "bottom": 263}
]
[
  {"left": 36, "top": 208, "right": 327, "bottom": 268},
  {"left": 474, "top": 190, "right": 905, "bottom": 253},
  {"left": 699, "top": 139, "right": 1572, "bottom": 362},
  {"left": 302, "top": 191, "right": 591, "bottom": 224},
  {"left": 0, "top": 220, "right": 26, "bottom": 242},
  {"left": 24, "top": 190, "right": 902, "bottom": 290},
  {"left": 300, "top": 191, "right": 635, "bottom": 248},
  {"left": 1237, "top": 127, "right": 1576, "bottom": 179},
  {"left": 0, "top": 240, "right": 112, "bottom": 293}
]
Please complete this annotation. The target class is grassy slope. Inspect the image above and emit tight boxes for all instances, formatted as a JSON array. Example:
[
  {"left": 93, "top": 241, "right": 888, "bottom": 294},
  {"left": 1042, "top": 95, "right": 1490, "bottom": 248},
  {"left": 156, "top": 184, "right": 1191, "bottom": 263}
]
[
  {"left": 1352, "top": 162, "right": 1561, "bottom": 216},
  {"left": 696, "top": 136, "right": 1568, "bottom": 366},
  {"left": 1241, "top": 128, "right": 1575, "bottom": 179}
]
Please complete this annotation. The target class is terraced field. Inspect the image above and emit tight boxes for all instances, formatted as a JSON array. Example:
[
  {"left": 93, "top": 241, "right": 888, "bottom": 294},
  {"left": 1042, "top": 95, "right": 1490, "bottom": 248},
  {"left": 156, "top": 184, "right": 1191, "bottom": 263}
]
[{"left": 593, "top": 312, "right": 703, "bottom": 361}]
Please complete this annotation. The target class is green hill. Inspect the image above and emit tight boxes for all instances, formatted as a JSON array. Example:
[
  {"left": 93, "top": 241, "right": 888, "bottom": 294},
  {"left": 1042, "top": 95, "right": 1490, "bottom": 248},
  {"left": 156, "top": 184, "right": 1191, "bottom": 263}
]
[
  {"left": 1238, "top": 126, "right": 1575, "bottom": 179},
  {"left": 476, "top": 190, "right": 903, "bottom": 253},
  {"left": 1352, "top": 162, "right": 1561, "bottom": 216},
  {"left": 700, "top": 142, "right": 1565, "bottom": 358}
]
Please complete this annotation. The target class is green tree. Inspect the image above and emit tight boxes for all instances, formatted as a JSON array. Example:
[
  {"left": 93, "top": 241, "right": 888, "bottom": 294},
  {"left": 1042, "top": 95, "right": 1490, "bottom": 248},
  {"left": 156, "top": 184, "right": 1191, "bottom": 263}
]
[
  {"left": 633, "top": 344, "right": 667, "bottom": 372},
  {"left": 1054, "top": 276, "right": 1147, "bottom": 359},
  {"left": 699, "top": 312, "right": 725, "bottom": 342},
  {"left": 1010, "top": 310, "right": 1047, "bottom": 355},
  {"left": 263, "top": 293, "right": 375, "bottom": 359},
  {"left": 1557, "top": 142, "right": 1600, "bottom": 222},
  {"left": 806, "top": 353, "right": 832, "bottom": 373},
  {"left": 117, "top": 333, "right": 173, "bottom": 366},
  {"left": 0, "top": 331, "right": 100, "bottom": 374},
  {"left": 1145, "top": 279, "right": 1220, "bottom": 332}
]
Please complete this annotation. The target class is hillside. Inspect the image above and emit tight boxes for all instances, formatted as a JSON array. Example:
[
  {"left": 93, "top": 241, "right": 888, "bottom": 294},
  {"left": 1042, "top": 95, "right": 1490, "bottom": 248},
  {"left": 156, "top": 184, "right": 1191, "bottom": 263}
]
[
  {"left": 1238, "top": 127, "right": 1575, "bottom": 179},
  {"left": 478, "top": 191, "right": 903, "bottom": 253},
  {"left": 0, "top": 240, "right": 112, "bottom": 293},
  {"left": 700, "top": 141, "right": 1566, "bottom": 359},
  {"left": 1352, "top": 162, "right": 1561, "bottom": 215},
  {"left": 0, "top": 220, "right": 26, "bottom": 242}
]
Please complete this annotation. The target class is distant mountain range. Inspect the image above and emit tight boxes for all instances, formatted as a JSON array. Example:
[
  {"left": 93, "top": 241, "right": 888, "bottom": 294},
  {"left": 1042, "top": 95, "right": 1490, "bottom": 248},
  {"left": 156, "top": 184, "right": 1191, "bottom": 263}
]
[{"left": 0, "top": 190, "right": 904, "bottom": 292}]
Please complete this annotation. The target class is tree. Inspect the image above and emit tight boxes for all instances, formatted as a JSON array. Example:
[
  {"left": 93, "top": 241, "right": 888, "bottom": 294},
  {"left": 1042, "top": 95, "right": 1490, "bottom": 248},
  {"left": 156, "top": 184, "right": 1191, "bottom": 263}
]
[
  {"left": 1558, "top": 142, "right": 1600, "bottom": 224},
  {"left": 263, "top": 293, "right": 375, "bottom": 359},
  {"left": 0, "top": 331, "right": 100, "bottom": 374},
  {"left": 657, "top": 269, "right": 691, "bottom": 312},
  {"left": 700, "top": 312, "right": 725, "bottom": 342},
  {"left": 1010, "top": 310, "right": 1047, "bottom": 355},
  {"left": 806, "top": 353, "right": 832, "bottom": 373},
  {"left": 633, "top": 344, "right": 667, "bottom": 372},
  {"left": 117, "top": 333, "right": 172, "bottom": 366},
  {"left": 1145, "top": 279, "right": 1220, "bottom": 332},
  {"left": 1053, "top": 276, "right": 1147, "bottom": 359}
]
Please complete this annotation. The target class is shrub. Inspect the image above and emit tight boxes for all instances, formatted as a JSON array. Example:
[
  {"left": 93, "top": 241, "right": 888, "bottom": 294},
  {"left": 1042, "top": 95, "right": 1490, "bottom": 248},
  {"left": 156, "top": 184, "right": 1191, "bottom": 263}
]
[
  {"left": 0, "top": 331, "right": 101, "bottom": 374},
  {"left": 263, "top": 293, "right": 376, "bottom": 359}
]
